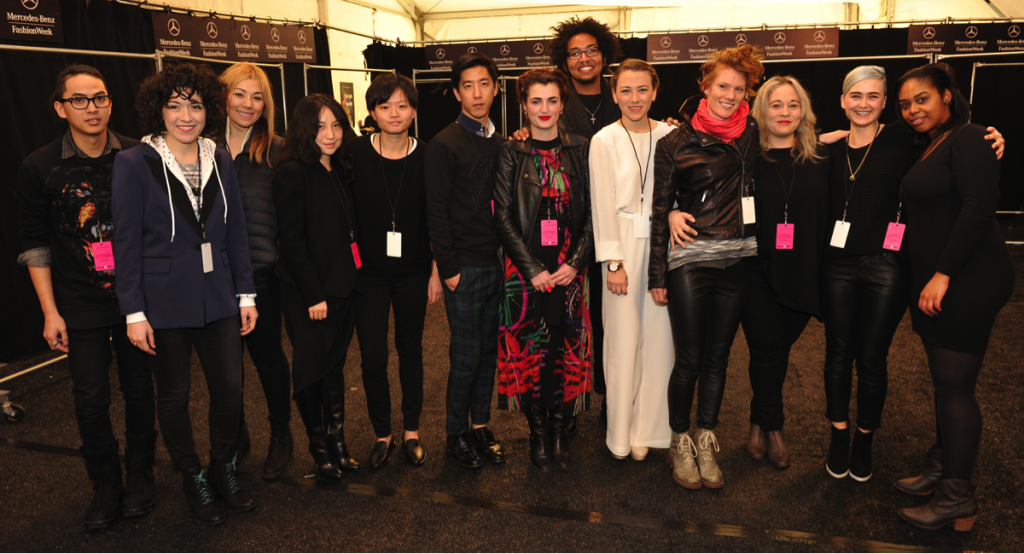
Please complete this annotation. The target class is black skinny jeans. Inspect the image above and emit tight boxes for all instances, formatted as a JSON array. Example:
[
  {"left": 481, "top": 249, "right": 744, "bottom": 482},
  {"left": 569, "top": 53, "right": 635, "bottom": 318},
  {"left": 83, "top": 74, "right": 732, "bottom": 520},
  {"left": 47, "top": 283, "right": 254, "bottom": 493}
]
[
  {"left": 741, "top": 264, "right": 810, "bottom": 432},
  {"left": 820, "top": 252, "right": 908, "bottom": 430},
  {"left": 67, "top": 324, "right": 156, "bottom": 478},
  {"left": 242, "top": 282, "right": 291, "bottom": 426},
  {"left": 666, "top": 258, "right": 750, "bottom": 433},
  {"left": 355, "top": 270, "right": 429, "bottom": 438},
  {"left": 151, "top": 315, "right": 243, "bottom": 470}
]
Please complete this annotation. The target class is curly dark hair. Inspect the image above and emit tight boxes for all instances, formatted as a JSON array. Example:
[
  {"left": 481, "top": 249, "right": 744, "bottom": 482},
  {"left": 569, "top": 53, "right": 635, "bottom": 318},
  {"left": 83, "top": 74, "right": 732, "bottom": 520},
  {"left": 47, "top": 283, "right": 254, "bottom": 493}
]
[
  {"left": 277, "top": 93, "right": 354, "bottom": 183},
  {"left": 516, "top": 68, "right": 570, "bottom": 105},
  {"left": 137, "top": 62, "right": 226, "bottom": 137},
  {"left": 548, "top": 17, "right": 622, "bottom": 73}
]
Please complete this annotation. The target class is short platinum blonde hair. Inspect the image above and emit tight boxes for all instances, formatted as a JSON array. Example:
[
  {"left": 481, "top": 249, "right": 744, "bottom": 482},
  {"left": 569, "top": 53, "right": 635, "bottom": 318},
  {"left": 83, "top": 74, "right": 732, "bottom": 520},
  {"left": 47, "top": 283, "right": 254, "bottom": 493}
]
[{"left": 842, "top": 65, "right": 886, "bottom": 96}]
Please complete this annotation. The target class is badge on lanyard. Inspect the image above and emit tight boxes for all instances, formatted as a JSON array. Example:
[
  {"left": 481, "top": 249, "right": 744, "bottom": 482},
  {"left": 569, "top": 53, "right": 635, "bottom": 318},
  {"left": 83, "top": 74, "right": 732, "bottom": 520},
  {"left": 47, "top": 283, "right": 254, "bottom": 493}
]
[
  {"left": 742, "top": 196, "right": 756, "bottom": 225},
  {"left": 541, "top": 220, "right": 558, "bottom": 246},
  {"left": 830, "top": 221, "right": 851, "bottom": 248},
  {"left": 633, "top": 213, "right": 651, "bottom": 238},
  {"left": 351, "top": 242, "right": 362, "bottom": 269},
  {"left": 201, "top": 242, "right": 214, "bottom": 273},
  {"left": 387, "top": 231, "right": 402, "bottom": 258},
  {"left": 92, "top": 241, "right": 115, "bottom": 271},
  {"left": 883, "top": 222, "right": 905, "bottom": 251},
  {"left": 776, "top": 224, "right": 794, "bottom": 250}
]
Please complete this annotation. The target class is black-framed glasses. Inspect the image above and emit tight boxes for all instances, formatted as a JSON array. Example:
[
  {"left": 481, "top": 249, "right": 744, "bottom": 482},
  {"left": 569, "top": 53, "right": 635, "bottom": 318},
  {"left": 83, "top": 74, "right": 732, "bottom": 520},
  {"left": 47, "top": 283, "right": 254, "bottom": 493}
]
[
  {"left": 59, "top": 95, "right": 112, "bottom": 110},
  {"left": 567, "top": 47, "right": 600, "bottom": 60}
]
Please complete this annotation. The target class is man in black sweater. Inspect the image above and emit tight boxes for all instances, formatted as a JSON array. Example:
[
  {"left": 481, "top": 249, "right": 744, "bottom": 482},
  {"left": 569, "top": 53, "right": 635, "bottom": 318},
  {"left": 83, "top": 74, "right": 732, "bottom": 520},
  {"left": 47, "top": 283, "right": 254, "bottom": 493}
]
[
  {"left": 425, "top": 53, "right": 508, "bottom": 469},
  {"left": 16, "top": 65, "right": 156, "bottom": 530}
]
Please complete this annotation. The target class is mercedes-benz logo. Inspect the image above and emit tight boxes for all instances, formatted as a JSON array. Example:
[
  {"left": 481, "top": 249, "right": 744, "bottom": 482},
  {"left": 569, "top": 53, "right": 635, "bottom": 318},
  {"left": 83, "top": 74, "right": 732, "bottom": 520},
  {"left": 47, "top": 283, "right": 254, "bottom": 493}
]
[
  {"left": 206, "top": 22, "right": 218, "bottom": 39},
  {"left": 1009, "top": 25, "right": 1020, "bottom": 38},
  {"left": 966, "top": 26, "right": 979, "bottom": 39},
  {"left": 436, "top": 47, "right": 446, "bottom": 59},
  {"left": 240, "top": 25, "right": 251, "bottom": 41},
  {"left": 774, "top": 32, "right": 787, "bottom": 44},
  {"left": 922, "top": 26, "right": 936, "bottom": 39},
  {"left": 697, "top": 35, "right": 709, "bottom": 47},
  {"left": 167, "top": 18, "right": 181, "bottom": 37},
  {"left": 21, "top": 0, "right": 38, "bottom": 10},
  {"left": 814, "top": 30, "right": 826, "bottom": 42},
  {"left": 271, "top": 28, "right": 280, "bottom": 42},
  {"left": 735, "top": 33, "right": 747, "bottom": 45},
  {"left": 660, "top": 36, "right": 672, "bottom": 48},
  {"left": 499, "top": 44, "right": 511, "bottom": 56},
  {"left": 467, "top": 46, "right": 477, "bottom": 54},
  {"left": 533, "top": 43, "right": 544, "bottom": 54},
  {"left": 298, "top": 30, "right": 307, "bottom": 44}
]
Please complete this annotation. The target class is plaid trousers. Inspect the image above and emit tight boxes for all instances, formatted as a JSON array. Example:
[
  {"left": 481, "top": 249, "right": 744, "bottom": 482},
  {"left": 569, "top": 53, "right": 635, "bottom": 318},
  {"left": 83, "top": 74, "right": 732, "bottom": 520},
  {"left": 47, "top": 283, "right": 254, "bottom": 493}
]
[{"left": 443, "top": 263, "right": 502, "bottom": 436}]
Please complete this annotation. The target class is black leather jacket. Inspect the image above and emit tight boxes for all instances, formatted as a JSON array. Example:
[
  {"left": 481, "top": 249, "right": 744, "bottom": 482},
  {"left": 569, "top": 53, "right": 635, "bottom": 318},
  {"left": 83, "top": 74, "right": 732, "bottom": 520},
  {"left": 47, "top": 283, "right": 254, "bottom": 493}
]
[
  {"left": 648, "top": 95, "right": 759, "bottom": 289},
  {"left": 493, "top": 131, "right": 594, "bottom": 281}
]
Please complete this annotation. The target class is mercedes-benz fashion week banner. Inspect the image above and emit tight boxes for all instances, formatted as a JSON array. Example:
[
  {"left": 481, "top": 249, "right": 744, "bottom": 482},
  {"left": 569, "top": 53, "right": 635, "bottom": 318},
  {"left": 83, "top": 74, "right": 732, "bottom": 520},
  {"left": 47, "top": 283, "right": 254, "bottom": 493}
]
[
  {"left": 2, "top": 0, "right": 62, "bottom": 43},
  {"left": 907, "top": 23, "right": 1024, "bottom": 55},
  {"left": 425, "top": 40, "right": 554, "bottom": 71},
  {"left": 647, "top": 28, "right": 839, "bottom": 62},
  {"left": 152, "top": 13, "right": 317, "bottom": 64}
]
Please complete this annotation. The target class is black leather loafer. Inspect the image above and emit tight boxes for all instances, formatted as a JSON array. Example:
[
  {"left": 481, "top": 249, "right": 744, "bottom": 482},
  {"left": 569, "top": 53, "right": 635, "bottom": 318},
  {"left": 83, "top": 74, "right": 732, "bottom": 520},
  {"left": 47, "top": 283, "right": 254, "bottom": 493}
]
[
  {"left": 447, "top": 434, "right": 483, "bottom": 469},
  {"left": 468, "top": 427, "right": 507, "bottom": 465},
  {"left": 403, "top": 438, "right": 426, "bottom": 467},
  {"left": 368, "top": 439, "right": 395, "bottom": 470}
]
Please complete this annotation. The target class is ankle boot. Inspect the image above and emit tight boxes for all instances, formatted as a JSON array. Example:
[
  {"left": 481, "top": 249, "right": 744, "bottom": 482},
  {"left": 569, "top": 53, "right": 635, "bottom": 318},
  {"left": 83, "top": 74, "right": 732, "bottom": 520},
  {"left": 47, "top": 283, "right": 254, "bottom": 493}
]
[
  {"left": 523, "top": 407, "right": 551, "bottom": 472},
  {"left": 898, "top": 479, "right": 977, "bottom": 531},
  {"left": 262, "top": 422, "right": 294, "bottom": 480},
  {"left": 695, "top": 428, "right": 724, "bottom": 488},
  {"left": 181, "top": 466, "right": 226, "bottom": 525},
  {"left": 124, "top": 431, "right": 157, "bottom": 517},
  {"left": 208, "top": 454, "right": 254, "bottom": 511},
  {"left": 896, "top": 445, "right": 943, "bottom": 495},
  {"left": 237, "top": 410, "right": 251, "bottom": 461},
  {"left": 826, "top": 425, "right": 850, "bottom": 479},
  {"left": 294, "top": 384, "right": 342, "bottom": 481},
  {"left": 766, "top": 430, "right": 791, "bottom": 469},
  {"left": 83, "top": 440, "right": 124, "bottom": 531},
  {"left": 849, "top": 430, "right": 874, "bottom": 482},
  {"left": 549, "top": 409, "right": 571, "bottom": 471},
  {"left": 669, "top": 431, "right": 701, "bottom": 490},
  {"left": 323, "top": 386, "right": 359, "bottom": 471},
  {"left": 748, "top": 423, "right": 767, "bottom": 460}
]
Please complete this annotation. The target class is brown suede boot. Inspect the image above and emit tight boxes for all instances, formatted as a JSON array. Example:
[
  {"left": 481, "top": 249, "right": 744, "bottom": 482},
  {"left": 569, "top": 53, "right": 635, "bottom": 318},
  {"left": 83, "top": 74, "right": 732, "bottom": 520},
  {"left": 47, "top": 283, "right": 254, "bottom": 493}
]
[{"left": 898, "top": 479, "right": 977, "bottom": 531}]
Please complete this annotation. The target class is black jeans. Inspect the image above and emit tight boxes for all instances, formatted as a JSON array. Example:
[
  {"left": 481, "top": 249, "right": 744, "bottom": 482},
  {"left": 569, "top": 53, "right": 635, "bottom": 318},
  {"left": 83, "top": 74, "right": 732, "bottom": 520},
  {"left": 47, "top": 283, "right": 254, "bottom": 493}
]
[
  {"left": 151, "top": 315, "right": 243, "bottom": 470},
  {"left": 741, "top": 263, "right": 810, "bottom": 432},
  {"left": 242, "top": 282, "right": 291, "bottom": 426},
  {"left": 820, "top": 252, "right": 908, "bottom": 430},
  {"left": 67, "top": 324, "right": 156, "bottom": 478},
  {"left": 666, "top": 259, "right": 750, "bottom": 433},
  {"left": 356, "top": 271, "right": 429, "bottom": 438}
]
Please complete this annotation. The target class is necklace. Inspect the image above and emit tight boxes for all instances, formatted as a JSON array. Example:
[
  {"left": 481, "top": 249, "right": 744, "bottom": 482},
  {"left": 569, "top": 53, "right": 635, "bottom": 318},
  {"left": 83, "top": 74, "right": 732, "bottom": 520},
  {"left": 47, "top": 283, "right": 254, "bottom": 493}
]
[
  {"left": 582, "top": 98, "right": 602, "bottom": 125},
  {"left": 845, "top": 123, "right": 881, "bottom": 182}
]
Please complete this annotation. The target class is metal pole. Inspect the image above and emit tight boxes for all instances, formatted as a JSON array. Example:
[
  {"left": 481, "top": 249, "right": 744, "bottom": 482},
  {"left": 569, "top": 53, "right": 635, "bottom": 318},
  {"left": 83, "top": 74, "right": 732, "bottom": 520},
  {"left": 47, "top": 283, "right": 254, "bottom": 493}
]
[
  {"left": 938, "top": 50, "right": 1024, "bottom": 61},
  {"left": 279, "top": 63, "right": 289, "bottom": 130},
  {"left": 303, "top": 63, "right": 309, "bottom": 98},
  {"left": 0, "top": 355, "right": 67, "bottom": 385},
  {"left": 0, "top": 43, "right": 159, "bottom": 60},
  {"left": 155, "top": 50, "right": 163, "bottom": 73},
  {"left": 971, "top": 61, "right": 978, "bottom": 104},
  {"left": 413, "top": 69, "right": 419, "bottom": 138}
]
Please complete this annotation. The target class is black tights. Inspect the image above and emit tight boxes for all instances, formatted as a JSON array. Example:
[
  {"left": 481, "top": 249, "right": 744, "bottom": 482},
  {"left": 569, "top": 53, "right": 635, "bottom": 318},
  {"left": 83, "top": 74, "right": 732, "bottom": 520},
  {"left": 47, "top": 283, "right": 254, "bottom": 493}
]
[{"left": 925, "top": 344, "right": 985, "bottom": 480}]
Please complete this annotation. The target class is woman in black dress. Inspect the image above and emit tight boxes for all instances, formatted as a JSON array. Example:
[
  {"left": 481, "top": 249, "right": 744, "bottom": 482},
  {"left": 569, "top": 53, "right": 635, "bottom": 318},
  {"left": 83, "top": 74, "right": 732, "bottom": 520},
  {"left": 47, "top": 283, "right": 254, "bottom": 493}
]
[
  {"left": 894, "top": 63, "right": 1013, "bottom": 532},
  {"left": 273, "top": 94, "right": 361, "bottom": 480}
]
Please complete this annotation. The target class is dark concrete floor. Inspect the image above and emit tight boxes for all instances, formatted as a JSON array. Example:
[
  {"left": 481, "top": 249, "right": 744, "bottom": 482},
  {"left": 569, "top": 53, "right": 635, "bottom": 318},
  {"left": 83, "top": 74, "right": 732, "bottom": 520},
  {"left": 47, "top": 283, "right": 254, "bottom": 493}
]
[{"left": 1, "top": 244, "right": 1022, "bottom": 553}]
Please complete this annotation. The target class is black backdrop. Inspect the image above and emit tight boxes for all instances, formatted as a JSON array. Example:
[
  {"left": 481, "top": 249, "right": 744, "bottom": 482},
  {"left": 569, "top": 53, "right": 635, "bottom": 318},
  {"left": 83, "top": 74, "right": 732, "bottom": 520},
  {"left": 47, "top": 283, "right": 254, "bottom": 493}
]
[{"left": 0, "top": 0, "right": 333, "bottom": 361}]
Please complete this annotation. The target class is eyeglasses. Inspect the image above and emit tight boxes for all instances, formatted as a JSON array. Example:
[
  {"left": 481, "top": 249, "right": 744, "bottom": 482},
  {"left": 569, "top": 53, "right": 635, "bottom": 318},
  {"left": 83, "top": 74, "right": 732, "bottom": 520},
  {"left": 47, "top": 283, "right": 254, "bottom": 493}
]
[
  {"left": 567, "top": 47, "right": 600, "bottom": 60},
  {"left": 59, "top": 95, "right": 112, "bottom": 110}
]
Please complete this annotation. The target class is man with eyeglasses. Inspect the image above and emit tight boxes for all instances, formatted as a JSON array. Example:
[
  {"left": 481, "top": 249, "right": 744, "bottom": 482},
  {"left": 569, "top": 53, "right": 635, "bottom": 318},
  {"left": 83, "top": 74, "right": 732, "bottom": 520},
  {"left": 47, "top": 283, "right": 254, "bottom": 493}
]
[{"left": 16, "top": 65, "right": 156, "bottom": 530}]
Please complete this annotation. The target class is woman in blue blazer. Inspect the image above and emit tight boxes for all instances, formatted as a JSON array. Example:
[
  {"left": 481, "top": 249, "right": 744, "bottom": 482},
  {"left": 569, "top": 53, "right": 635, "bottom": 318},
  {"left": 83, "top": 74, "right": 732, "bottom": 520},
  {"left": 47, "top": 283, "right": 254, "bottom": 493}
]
[{"left": 112, "top": 63, "right": 257, "bottom": 526}]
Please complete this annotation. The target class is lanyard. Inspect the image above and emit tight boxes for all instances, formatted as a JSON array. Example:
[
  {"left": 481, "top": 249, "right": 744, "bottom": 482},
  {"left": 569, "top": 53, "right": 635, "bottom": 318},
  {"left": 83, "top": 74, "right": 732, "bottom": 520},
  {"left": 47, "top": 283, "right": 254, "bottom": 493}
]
[
  {"left": 841, "top": 124, "right": 881, "bottom": 222},
  {"left": 770, "top": 158, "right": 797, "bottom": 225},
  {"left": 376, "top": 134, "right": 410, "bottom": 232},
  {"left": 328, "top": 169, "right": 355, "bottom": 242},
  {"left": 622, "top": 118, "right": 653, "bottom": 214}
]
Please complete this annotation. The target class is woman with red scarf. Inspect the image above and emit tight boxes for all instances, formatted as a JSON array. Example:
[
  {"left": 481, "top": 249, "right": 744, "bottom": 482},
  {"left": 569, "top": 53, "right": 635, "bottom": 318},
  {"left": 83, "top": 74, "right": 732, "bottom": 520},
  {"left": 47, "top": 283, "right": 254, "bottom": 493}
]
[{"left": 648, "top": 45, "right": 764, "bottom": 490}]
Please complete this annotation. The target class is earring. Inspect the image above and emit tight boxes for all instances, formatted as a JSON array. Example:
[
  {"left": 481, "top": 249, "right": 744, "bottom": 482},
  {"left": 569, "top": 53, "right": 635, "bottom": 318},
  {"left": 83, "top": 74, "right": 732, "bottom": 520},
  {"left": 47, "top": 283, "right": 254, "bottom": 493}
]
[{"left": 944, "top": 99, "right": 950, "bottom": 104}]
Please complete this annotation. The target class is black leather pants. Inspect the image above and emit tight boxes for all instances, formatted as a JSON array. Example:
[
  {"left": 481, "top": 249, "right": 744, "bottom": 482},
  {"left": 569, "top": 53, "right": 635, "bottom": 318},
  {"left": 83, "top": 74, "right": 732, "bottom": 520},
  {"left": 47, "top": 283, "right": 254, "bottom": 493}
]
[
  {"left": 820, "top": 252, "right": 908, "bottom": 430},
  {"left": 666, "top": 259, "right": 750, "bottom": 433}
]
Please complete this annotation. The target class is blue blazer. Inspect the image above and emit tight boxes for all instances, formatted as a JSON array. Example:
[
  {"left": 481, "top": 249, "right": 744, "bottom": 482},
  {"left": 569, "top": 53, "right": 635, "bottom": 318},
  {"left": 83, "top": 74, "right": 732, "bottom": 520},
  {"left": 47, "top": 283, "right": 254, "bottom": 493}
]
[{"left": 111, "top": 142, "right": 255, "bottom": 329}]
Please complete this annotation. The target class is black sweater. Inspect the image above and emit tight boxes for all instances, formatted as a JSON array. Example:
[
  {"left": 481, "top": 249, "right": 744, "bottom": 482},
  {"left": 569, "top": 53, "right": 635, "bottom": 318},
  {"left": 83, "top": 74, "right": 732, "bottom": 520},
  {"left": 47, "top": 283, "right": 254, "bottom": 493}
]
[
  {"left": 825, "top": 121, "right": 915, "bottom": 259},
  {"left": 350, "top": 135, "right": 432, "bottom": 275},
  {"left": 753, "top": 146, "right": 831, "bottom": 317},
  {"left": 424, "top": 122, "right": 505, "bottom": 279},
  {"left": 16, "top": 130, "right": 139, "bottom": 329}
]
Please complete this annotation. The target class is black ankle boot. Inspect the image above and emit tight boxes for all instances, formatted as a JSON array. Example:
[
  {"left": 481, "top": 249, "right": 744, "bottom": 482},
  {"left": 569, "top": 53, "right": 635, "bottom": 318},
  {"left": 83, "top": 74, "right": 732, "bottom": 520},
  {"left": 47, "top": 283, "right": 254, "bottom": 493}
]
[
  {"left": 208, "top": 455, "right": 254, "bottom": 511},
  {"left": 83, "top": 440, "right": 124, "bottom": 531},
  {"left": 899, "top": 479, "right": 978, "bottom": 531},
  {"left": 124, "top": 431, "right": 157, "bottom": 517},
  {"left": 849, "top": 430, "right": 874, "bottom": 482},
  {"left": 524, "top": 407, "right": 551, "bottom": 472},
  {"left": 237, "top": 411, "right": 251, "bottom": 461},
  {"left": 896, "top": 444, "right": 943, "bottom": 495},
  {"left": 549, "top": 409, "right": 571, "bottom": 471},
  {"left": 262, "top": 422, "right": 294, "bottom": 480},
  {"left": 294, "top": 384, "right": 342, "bottom": 481},
  {"left": 323, "top": 386, "right": 359, "bottom": 471},
  {"left": 826, "top": 425, "right": 850, "bottom": 479},
  {"left": 181, "top": 466, "right": 226, "bottom": 525}
]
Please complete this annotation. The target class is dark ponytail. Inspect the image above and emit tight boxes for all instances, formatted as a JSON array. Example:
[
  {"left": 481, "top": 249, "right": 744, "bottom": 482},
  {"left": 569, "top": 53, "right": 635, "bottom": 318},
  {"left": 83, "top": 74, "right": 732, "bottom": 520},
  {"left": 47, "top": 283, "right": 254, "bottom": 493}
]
[{"left": 896, "top": 62, "right": 970, "bottom": 140}]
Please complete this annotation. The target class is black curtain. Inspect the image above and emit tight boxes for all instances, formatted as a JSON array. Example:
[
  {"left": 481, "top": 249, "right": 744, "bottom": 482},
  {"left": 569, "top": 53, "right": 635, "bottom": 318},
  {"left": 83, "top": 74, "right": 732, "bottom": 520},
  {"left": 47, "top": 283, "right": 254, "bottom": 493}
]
[{"left": 0, "top": 0, "right": 330, "bottom": 361}]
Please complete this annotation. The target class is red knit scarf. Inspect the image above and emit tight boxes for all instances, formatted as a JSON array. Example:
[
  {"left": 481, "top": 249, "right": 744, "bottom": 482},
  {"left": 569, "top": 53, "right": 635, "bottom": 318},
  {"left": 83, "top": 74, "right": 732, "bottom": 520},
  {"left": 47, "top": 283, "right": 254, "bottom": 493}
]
[{"left": 691, "top": 98, "right": 749, "bottom": 143}]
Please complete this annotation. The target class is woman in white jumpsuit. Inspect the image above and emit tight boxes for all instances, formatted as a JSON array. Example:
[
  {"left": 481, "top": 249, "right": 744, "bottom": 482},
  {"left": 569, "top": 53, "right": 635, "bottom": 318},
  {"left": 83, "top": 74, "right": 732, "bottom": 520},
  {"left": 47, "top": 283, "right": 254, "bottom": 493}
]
[{"left": 589, "top": 59, "right": 675, "bottom": 461}]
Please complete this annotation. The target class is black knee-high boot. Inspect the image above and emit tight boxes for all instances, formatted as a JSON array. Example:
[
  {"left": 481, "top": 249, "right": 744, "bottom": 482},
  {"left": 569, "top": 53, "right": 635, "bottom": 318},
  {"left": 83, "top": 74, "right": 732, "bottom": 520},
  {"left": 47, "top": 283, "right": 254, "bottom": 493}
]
[
  {"left": 524, "top": 406, "right": 551, "bottom": 472},
  {"left": 294, "top": 383, "right": 342, "bottom": 480},
  {"left": 549, "top": 408, "right": 571, "bottom": 471},
  {"left": 322, "top": 385, "right": 359, "bottom": 471}
]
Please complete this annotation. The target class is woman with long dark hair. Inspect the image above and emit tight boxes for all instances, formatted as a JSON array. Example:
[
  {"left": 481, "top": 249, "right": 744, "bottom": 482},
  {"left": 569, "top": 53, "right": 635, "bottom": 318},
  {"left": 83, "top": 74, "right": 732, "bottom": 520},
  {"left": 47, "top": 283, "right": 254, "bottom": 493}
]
[
  {"left": 894, "top": 63, "right": 1013, "bottom": 531},
  {"left": 494, "top": 68, "right": 594, "bottom": 472},
  {"left": 272, "top": 94, "right": 360, "bottom": 481}
]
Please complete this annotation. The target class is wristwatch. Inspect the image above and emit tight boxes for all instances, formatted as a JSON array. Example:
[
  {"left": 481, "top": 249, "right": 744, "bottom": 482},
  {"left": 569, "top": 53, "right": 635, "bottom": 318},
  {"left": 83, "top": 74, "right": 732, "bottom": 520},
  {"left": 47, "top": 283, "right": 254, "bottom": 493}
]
[{"left": 608, "top": 261, "right": 623, "bottom": 272}]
